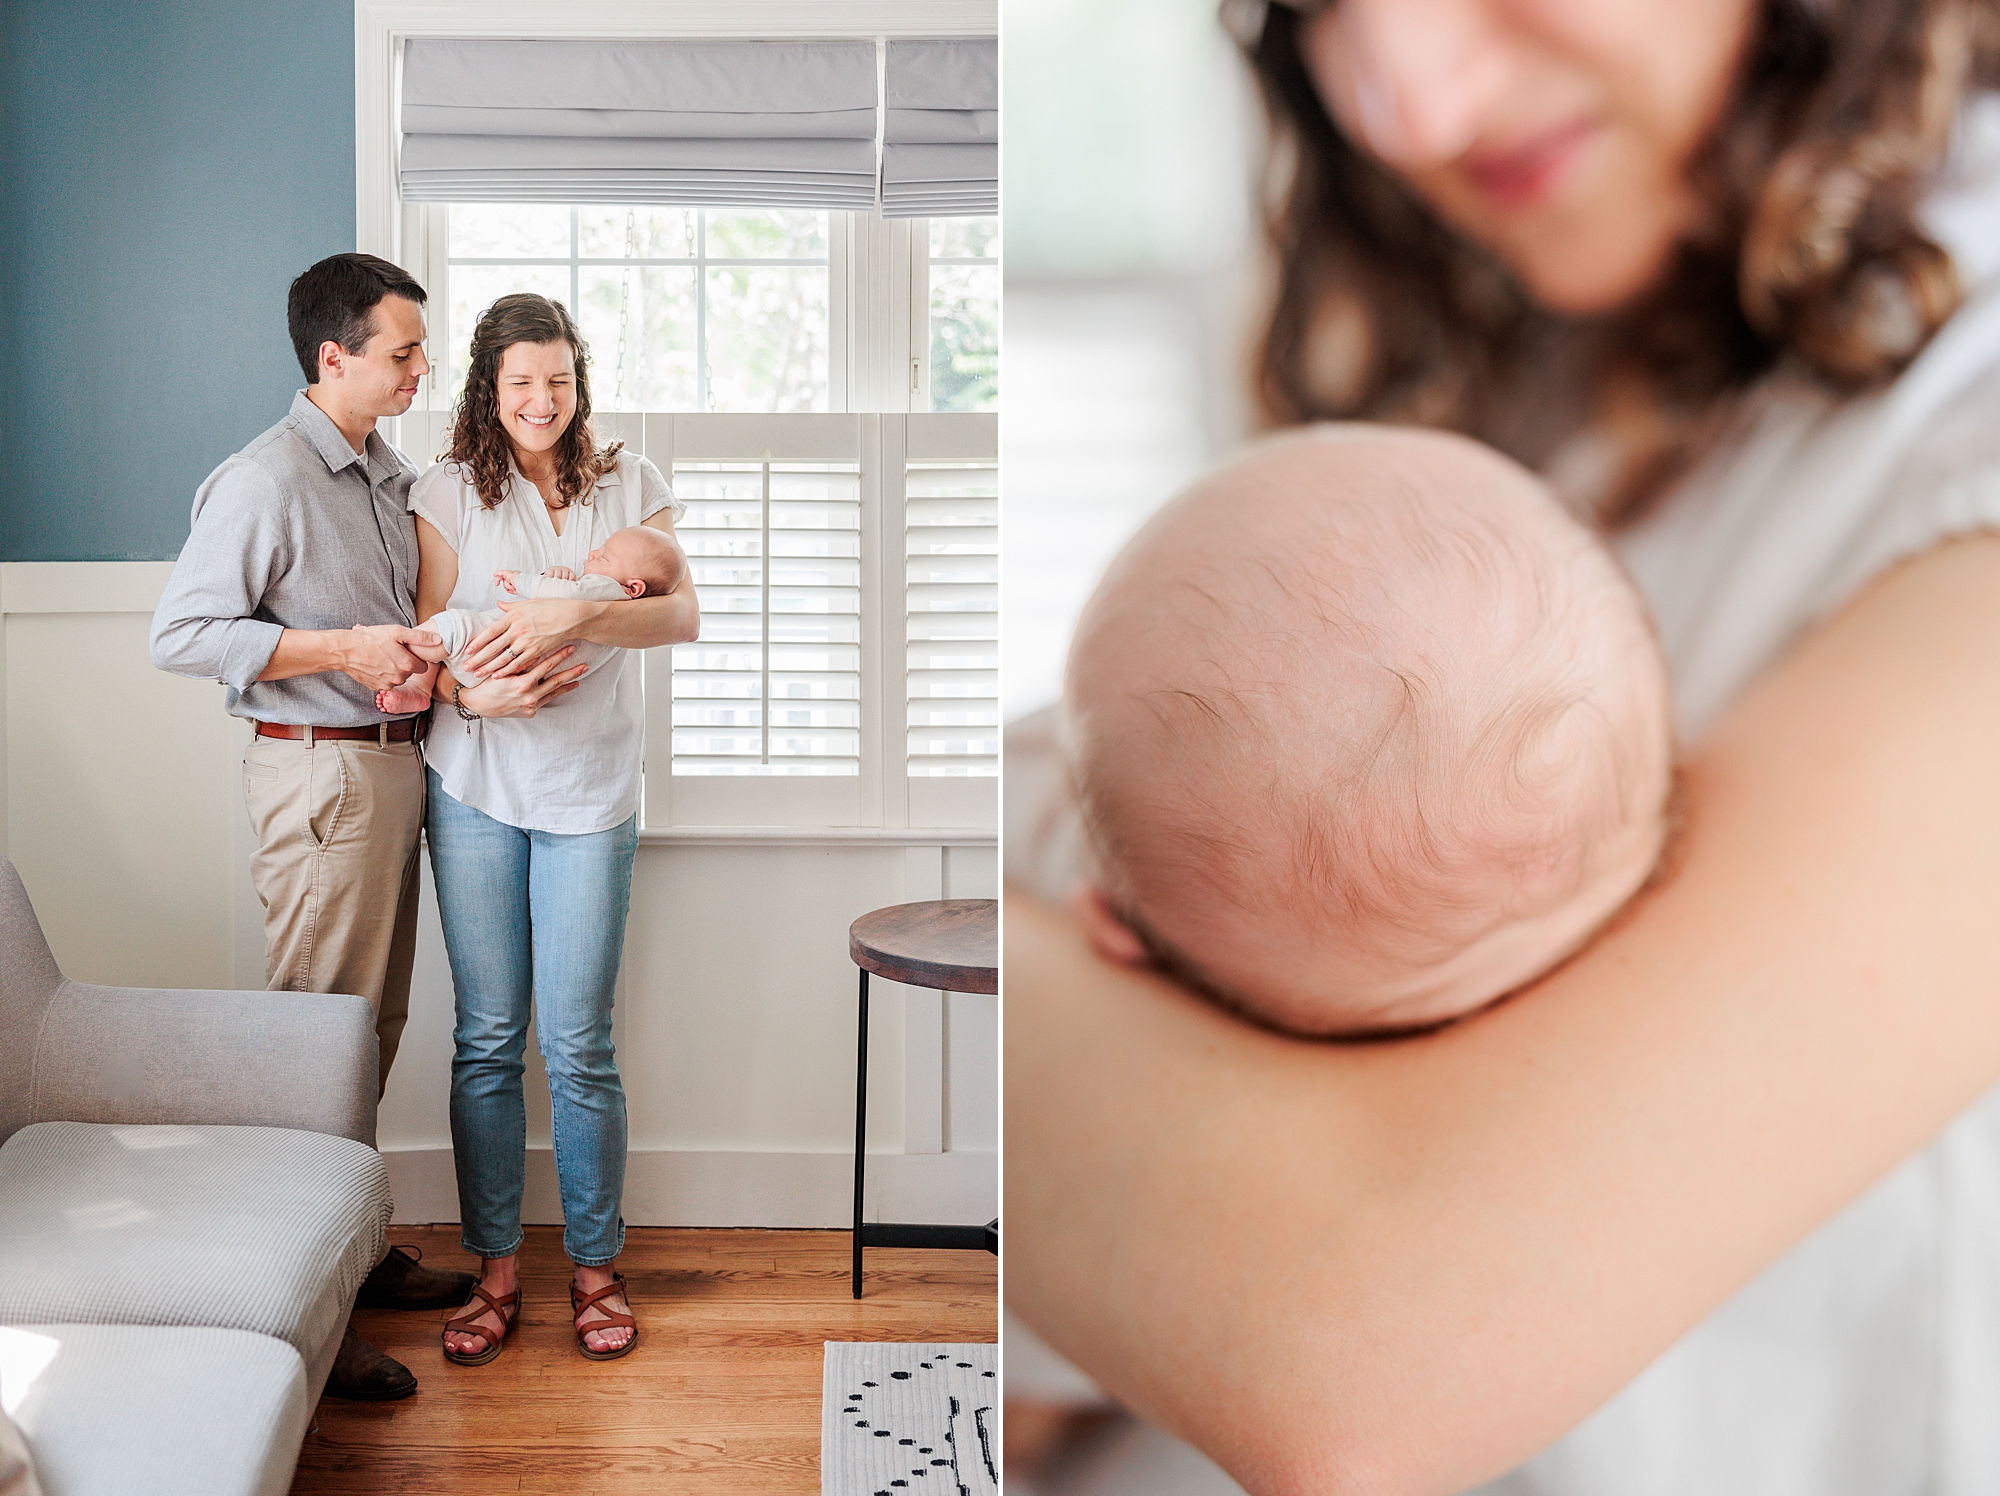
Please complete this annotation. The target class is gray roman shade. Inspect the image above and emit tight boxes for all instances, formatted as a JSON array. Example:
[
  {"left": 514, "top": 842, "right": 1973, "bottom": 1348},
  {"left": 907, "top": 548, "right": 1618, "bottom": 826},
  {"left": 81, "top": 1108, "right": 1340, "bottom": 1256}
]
[
  {"left": 881, "top": 39, "right": 998, "bottom": 218},
  {"left": 399, "top": 39, "right": 880, "bottom": 208}
]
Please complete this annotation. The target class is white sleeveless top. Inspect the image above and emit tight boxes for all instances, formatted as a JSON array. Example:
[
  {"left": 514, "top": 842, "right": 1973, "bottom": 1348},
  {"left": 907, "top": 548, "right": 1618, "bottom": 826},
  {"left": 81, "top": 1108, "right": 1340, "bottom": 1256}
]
[
  {"left": 409, "top": 450, "right": 680, "bottom": 835},
  {"left": 1007, "top": 94, "right": 2000, "bottom": 1496}
]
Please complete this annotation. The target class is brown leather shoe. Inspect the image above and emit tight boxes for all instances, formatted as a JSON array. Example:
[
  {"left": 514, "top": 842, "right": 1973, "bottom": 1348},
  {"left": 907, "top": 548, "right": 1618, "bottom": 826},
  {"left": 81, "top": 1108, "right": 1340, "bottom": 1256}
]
[
  {"left": 354, "top": 1244, "right": 479, "bottom": 1311},
  {"left": 325, "top": 1326, "right": 417, "bottom": 1401}
]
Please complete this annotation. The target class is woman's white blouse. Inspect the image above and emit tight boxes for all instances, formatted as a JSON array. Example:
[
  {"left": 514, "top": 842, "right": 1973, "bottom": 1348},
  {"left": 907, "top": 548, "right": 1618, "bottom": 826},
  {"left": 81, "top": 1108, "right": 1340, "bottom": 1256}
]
[
  {"left": 1005, "top": 93, "right": 2000, "bottom": 1496},
  {"left": 1470, "top": 95, "right": 2000, "bottom": 1496},
  {"left": 410, "top": 450, "right": 681, "bottom": 835}
]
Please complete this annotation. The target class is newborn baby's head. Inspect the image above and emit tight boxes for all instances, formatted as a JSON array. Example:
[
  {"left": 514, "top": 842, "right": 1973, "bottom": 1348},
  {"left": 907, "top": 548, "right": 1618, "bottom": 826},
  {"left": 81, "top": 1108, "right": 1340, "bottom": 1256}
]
[
  {"left": 1064, "top": 425, "right": 1672, "bottom": 1037},
  {"left": 585, "top": 524, "right": 686, "bottom": 598}
]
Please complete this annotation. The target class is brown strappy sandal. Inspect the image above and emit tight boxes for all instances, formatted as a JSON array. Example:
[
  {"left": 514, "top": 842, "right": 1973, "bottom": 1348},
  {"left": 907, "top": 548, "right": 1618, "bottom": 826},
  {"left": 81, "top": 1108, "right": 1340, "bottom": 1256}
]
[
  {"left": 441, "top": 1282, "right": 520, "bottom": 1367},
  {"left": 570, "top": 1273, "right": 639, "bottom": 1361}
]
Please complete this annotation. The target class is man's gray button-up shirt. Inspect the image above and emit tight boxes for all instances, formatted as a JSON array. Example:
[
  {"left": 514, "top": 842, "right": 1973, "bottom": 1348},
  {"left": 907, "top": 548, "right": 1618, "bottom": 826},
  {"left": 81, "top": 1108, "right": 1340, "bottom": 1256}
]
[{"left": 149, "top": 390, "right": 422, "bottom": 726}]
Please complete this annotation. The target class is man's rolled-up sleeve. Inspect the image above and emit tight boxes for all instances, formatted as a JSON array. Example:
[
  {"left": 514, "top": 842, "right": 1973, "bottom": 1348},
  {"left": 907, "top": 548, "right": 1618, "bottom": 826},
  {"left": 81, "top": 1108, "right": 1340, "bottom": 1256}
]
[{"left": 149, "top": 462, "right": 290, "bottom": 689}]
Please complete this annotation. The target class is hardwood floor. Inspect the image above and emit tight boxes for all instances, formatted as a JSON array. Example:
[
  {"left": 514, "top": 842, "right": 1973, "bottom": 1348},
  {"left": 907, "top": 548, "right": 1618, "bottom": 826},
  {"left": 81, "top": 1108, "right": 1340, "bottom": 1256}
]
[{"left": 290, "top": 1224, "right": 998, "bottom": 1494}]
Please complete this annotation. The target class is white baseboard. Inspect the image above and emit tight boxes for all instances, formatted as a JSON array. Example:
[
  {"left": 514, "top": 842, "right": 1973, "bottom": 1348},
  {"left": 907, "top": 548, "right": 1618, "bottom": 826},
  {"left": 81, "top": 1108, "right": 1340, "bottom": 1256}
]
[{"left": 383, "top": 1145, "right": 997, "bottom": 1229}]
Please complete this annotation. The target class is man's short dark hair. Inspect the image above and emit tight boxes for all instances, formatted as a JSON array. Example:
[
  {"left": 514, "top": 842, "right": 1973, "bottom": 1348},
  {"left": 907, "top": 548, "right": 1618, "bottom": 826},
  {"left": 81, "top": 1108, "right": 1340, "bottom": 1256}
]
[{"left": 287, "top": 253, "right": 428, "bottom": 384}]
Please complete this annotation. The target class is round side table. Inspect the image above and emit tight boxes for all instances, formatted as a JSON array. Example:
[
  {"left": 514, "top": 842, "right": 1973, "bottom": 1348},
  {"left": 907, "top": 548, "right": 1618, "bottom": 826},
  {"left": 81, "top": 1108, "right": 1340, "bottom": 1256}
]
[{"left": 847, "top": 898, "right": 999, "bottom": 1298}]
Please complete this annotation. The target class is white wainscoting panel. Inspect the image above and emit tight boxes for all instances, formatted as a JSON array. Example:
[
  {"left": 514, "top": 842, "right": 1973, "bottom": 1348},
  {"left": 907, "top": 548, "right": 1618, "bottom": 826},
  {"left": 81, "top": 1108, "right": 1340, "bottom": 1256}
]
[{"left": 1, "top": 564, "right": 238, "bottom": 989}]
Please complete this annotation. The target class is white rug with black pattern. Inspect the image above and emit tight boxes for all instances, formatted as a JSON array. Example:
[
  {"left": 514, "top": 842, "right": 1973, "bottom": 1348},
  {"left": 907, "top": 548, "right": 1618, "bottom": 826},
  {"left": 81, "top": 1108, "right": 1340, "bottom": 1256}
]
[{"left": 822, "top": 1341, "right": 999, "bottom": 1496}]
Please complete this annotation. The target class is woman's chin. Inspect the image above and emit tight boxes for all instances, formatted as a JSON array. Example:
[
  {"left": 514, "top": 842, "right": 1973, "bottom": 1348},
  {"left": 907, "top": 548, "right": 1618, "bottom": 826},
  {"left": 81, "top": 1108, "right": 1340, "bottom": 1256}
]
[
  {"left": 1502, "top": 210, "right": 1686, "bottom": 317},
  {"left": 1499, "top": 251, "right": 1663, "bottom": 317},
  {"left": 506, "top": 421, "right": 568, "bottom": 451}
]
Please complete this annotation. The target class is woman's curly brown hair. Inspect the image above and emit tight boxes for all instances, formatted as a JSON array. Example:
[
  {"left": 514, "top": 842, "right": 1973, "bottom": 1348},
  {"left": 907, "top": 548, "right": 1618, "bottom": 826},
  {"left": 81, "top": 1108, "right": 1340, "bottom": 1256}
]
[
  {"left": 1239, "top": 0, "right": 2000, "bottom": 525},
  {"left": 444, "top": 292, "right": 622, "bottom": 511}
]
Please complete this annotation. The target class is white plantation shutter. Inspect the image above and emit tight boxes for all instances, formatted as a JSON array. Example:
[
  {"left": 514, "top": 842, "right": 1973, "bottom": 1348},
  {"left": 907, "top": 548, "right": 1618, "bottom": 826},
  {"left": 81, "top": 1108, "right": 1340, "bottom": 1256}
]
[
  {"left": 620, "top": 411, "right": 992, "bottom": 831},
  {"left": 906, "top": 461, "right": 998, "bottom": 775},
  {"left": 671, "top": 460, "right": 863, "bottom": 775}
]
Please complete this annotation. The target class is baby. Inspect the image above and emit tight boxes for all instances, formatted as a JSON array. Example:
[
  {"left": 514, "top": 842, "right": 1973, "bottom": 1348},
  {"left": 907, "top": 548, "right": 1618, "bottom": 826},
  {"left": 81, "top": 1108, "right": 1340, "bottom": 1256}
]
[
  {"left": 374, "top": 524, "right": 685, "bottom": 714},
  {"left": 1062, "top": 425, "right": 1673, "bottom": 1037}
]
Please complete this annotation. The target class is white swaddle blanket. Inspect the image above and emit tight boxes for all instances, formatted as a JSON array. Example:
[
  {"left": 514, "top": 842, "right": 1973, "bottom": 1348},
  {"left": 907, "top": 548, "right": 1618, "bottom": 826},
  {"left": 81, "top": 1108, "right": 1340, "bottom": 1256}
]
[{"left": 431, "top": 569, "right": 624, "bottom": 684}]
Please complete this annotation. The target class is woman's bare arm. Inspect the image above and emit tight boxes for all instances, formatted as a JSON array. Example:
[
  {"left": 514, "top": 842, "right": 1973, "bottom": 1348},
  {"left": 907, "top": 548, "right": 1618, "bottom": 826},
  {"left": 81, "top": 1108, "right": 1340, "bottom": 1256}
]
[
  {"left": 413, "top": 514, "right": 460, "bottom": 629},
  {"left": 459, "top": 511, "right": 697, "bottom": 675},
  {"left": 1007, "top": 533, "right": 2000, "bottom": 1496}
]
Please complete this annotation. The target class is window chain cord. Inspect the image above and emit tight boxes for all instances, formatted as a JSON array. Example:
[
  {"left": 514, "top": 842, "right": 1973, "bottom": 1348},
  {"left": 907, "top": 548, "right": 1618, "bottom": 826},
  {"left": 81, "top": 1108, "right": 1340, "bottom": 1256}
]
[
  {"left": 614, "top": 208, "right": 635, "bottom": 410},
  {"left": 687, "top": 210, "right": 703, "bottom": 408}
]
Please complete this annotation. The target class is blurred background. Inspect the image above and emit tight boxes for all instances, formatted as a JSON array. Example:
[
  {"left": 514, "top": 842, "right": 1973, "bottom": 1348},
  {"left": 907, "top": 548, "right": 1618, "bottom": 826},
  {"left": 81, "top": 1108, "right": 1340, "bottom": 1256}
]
[
  {"left": 1003, "top": 0, "right": 1261, "bottom": 720},
  {"left": 1001, "top": 3, "right": 1263, "bottom": 1490}
]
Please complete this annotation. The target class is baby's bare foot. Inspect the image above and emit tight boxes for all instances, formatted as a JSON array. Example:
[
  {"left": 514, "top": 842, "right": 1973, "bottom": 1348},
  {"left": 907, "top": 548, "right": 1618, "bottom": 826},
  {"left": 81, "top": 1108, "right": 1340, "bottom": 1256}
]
[{"left": 376, "top": 685, "right": 432, "bottom": 715}]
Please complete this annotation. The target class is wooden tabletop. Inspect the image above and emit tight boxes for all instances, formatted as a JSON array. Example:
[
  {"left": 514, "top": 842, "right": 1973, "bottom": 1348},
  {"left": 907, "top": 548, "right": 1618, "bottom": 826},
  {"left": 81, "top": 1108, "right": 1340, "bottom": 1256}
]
[{"left": 848, "top": 899, "right": 998, "bottom": 994}]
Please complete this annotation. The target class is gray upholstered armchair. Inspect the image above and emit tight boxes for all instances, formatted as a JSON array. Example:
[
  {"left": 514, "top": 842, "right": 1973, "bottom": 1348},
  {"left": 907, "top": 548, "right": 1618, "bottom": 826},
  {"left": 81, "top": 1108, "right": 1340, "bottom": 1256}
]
[{"left": 0, "top": 856, "right": 392, "bottom": 1496}]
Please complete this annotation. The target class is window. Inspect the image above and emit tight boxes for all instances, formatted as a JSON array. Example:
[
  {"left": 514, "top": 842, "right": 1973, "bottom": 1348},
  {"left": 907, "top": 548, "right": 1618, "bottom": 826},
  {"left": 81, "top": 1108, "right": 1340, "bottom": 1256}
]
[
  {"left": 360, "top": 17, "right": 1000, "bottom": 836},
  {"left": 416, "top": 204, "right": 994, "bottom": 421},
  {"left": 441, "top": 205, "right": 830, "bottom": 414},
  {"left": 926, "top": 218, "right": 999, "bottom": 413}
]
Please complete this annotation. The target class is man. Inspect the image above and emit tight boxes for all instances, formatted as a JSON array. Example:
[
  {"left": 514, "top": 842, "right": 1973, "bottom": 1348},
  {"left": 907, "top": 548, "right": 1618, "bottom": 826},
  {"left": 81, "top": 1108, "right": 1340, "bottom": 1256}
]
[{"left": 151, "top": 252, "right": 476, "bottom": 1400}]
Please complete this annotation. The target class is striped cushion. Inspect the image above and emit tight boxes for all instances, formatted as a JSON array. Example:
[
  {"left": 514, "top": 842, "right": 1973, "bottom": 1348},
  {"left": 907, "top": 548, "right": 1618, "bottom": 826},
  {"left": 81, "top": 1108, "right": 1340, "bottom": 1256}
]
[
  {"left": 0, "top": 1122, "right": 389, "bottom": 1372},
  {"left": 2, "top": 1324, "right": 306, "bottom": 1496}
]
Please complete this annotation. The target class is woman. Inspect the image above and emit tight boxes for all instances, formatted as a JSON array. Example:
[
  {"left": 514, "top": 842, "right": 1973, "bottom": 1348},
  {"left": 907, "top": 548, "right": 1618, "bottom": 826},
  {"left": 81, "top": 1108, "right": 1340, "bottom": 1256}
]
[
  {"left": 408, "top": 293, "right": 696, "bottom": 1365},
  {"left": 1008, "top": 1, "right": 2000, "bottom": 1492}
]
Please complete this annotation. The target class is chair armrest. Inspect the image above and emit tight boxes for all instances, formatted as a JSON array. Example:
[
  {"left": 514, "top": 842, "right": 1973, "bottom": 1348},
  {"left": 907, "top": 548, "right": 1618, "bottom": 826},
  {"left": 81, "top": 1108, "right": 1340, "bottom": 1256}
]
[{"left": 26, "top": 980, "right": 377, "bottom": 1146}]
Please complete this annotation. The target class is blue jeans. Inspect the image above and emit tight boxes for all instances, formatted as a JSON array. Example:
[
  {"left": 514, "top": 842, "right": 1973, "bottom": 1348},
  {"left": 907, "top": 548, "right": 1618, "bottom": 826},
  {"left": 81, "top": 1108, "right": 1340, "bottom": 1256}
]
[{"left": 425, "top": 769, "right": 636, "bottom": 1266}]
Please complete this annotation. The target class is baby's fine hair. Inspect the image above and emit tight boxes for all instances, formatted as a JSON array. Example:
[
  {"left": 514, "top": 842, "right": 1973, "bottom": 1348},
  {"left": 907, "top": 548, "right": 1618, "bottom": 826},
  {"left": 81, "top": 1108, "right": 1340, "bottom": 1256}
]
[
  {"left": 612, "top": 525, "right": 686, "bottom": 598},
  {"left": 1064, "top": 425, "right": 1672, "bottom": 1029}
]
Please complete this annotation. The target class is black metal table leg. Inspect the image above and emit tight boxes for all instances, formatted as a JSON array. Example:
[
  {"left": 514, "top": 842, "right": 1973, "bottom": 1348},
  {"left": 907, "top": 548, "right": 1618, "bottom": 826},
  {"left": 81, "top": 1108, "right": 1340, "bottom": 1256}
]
[
  {"left": 852, "top": 966, "right": 870, "bottom": 1298},
  {"left": 850, "top": 954, "right": 994, "bottom": 1294}
]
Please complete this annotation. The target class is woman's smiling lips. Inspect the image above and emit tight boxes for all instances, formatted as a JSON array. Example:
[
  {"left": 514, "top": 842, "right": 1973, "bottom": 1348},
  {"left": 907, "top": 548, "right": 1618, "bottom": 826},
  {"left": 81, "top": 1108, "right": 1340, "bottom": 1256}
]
[{"left": 1461, "top": 116, "right": 1600, "bottom": 208}]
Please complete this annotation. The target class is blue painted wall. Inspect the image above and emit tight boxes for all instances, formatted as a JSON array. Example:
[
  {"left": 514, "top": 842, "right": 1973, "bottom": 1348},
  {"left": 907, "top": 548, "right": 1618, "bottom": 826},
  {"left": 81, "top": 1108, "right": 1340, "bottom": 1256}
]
[{"left": 1, "top": 0, "right": 355, "bottom": 561}]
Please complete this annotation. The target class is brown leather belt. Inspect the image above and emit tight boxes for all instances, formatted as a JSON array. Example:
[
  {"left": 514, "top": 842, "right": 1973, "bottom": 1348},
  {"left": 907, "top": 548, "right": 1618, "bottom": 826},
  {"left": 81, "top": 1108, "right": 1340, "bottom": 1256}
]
[{"left": 254, "top": 717, "right": 427, "bottom": 744}]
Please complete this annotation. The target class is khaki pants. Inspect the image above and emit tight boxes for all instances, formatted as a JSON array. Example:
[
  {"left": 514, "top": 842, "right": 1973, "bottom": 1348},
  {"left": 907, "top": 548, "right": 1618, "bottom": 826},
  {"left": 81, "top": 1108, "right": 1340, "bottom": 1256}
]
[{"left": 243, "top": 734, "right": 425, "bottom": 1094}]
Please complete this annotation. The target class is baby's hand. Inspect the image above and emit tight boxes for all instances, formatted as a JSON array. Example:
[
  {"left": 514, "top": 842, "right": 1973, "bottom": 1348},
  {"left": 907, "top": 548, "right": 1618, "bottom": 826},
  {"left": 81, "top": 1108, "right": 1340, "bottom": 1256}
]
[
  {"left": 544, "top": 565, "right": 578, "bottom": 581},
  {"left": 492, "top": 569, "right": 521, "bottom": 594}
]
